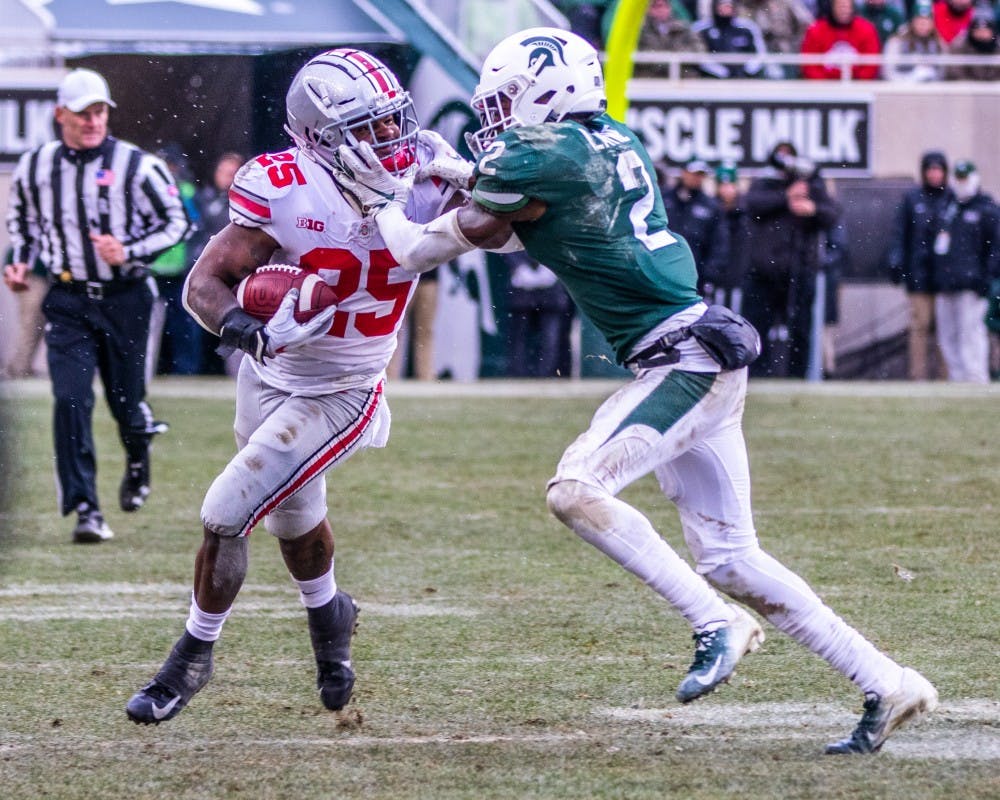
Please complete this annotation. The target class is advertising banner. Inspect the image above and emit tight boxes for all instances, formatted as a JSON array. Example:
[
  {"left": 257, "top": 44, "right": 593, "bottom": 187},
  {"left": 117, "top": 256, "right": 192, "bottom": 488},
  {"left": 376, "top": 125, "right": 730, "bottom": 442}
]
[{"left": 625, "top": 93, "right": 873, "bottom": 175}]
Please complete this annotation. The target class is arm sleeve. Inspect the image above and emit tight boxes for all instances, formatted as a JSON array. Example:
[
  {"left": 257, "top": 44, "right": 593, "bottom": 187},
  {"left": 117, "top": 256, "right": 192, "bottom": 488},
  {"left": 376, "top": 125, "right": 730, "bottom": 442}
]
[
  {"left": 124, "top": 153, "right": 191, "bottom": 262},
  {"left": 374, "top": 206, "right": 478, "bottom": 274}
]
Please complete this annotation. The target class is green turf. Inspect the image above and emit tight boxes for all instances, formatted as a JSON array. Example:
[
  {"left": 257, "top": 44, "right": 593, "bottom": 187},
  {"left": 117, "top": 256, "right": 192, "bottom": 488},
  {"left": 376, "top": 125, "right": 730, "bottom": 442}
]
[{"left": 0, "top": 379, "right": 997, "bottom": 799}]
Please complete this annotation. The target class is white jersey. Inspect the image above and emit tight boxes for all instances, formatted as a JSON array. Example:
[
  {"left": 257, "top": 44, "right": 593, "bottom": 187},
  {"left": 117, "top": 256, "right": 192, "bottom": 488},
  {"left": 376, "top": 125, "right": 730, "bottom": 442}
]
[{"left": 228, "top": 141, "right": 456, "bottom": 394}]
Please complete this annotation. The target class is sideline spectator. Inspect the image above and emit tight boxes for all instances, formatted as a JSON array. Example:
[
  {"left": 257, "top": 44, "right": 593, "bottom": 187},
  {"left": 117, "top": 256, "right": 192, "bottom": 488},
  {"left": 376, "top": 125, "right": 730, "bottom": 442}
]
[
  {"left": 945, "top": 4, "right": 1000, "bottom": 79},
  {"left": 933, "top": 0, "right": 973, "bottom": 43},
  {"left": 931, "top": 160, "right": 997, "bottom": 383},
  {"left": 1, "top": 249, "right": 47, "bottom": 378},
  {"left": 743, "top": 142, "right": 840, "bottom": 378},
  {"left": 194, "top": 152, "right": 245, "bottom": 376},
  {"left": 692, "top": 0, "right": 780, "bottom": 78},
  {"left": 882, "top": 0, "right": 948, "bottom": 80},
  {"left": 635, "top": 0, "right": 708, "bottom": 79},
  {"left": 387, "top": 266, "right": 439, "bottom": 380},
  {"left": 660, "top": 159, "right": 730, "bottom": 297},
  {"left": 555, "top": 0, "right": 612, "bottom": 48},
  {"left": 801, "top": 0, "right": 882, "bottom": 79},
  {"left": 886, "top": 150, "right": 952, "bottom": 381},
  {"left": 148, "top": 144, "right": 202, "bottom": 378},
  {"left": 858, "top": 0, "right": 907, "bottom": 45},
  {"left": 3, "top": 68, "right": 187, "bottom": 542},
  {"left": 502, "top": 252, "right": 575, "bottom": 378},
  {"left": 734, "top": 0, "right": 814, "bottom": 77},
  {"left": 712, "top": 161, "right": 750, "bottom": 312},
  {"left": 987, "top": 276, "right": 1000, "bottom": 379},
  {"left": 821, "top": 219, "right": 851, "bottom": 376}
]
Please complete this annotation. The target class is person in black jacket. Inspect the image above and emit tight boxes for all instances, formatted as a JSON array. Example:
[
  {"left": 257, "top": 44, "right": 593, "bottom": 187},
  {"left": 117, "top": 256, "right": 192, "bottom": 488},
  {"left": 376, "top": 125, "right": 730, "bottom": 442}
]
[
  {"left": 661, "top": 159, "right": 730, "bottom": 299},
  {"left": 712, "top": 161, "right": 751, "bottom": 312},
  {"left": 692, "top": 0, "right": 780, "bottom": 79},
  {"left": 931, "top": 159, "right": 998, "bottom": 383},
  {"left": 886, "top": 150, "right": 953, "bottom": 380},
  {"left": 742, "top": 142, "right": 840, "bottom": 378}
]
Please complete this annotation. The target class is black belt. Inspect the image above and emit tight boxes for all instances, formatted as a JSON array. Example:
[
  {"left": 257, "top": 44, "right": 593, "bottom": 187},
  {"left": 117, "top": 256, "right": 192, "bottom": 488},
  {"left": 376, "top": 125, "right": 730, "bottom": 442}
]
[
  {"left": 625, "top": 328, "right": 692, "bottom": 370},
  {"left": 55, "top": 279, "right": 145, "bottom": 300}
]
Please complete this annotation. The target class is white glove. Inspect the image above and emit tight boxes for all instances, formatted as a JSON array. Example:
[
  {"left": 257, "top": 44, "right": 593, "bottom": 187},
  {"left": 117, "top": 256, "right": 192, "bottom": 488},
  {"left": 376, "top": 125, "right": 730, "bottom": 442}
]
[
  {"left": 414, "top": 129, "right": 474, "bottom": 190},
  {"left": 263, "top": 288, "right": 336, "bottom": 357},
  {"left": 332, "top": 142, "right": 412, "bottom": 216}
]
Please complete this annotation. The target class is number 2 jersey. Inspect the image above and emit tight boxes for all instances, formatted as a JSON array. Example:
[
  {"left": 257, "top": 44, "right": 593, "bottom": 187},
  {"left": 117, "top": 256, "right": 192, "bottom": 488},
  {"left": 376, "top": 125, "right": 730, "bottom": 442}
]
[
  {"left": 229, "top": 140, "right": 457, "bottom": 394},
  {"left": 471, "top": 113, "right": 705, "bottom": 365}
]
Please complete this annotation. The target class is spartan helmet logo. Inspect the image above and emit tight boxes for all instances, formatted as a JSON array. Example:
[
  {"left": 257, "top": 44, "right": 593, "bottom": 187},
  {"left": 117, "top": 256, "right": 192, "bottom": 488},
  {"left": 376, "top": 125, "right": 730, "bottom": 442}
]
[{"left": 520, "top": 35, "right": 567, "bottom": 75}]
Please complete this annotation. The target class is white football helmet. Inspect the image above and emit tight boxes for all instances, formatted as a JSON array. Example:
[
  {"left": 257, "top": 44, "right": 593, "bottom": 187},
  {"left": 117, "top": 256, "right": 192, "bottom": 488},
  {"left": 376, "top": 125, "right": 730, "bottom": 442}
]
[
  {"left": 465, "top": 27, "right": 606, "bottom": 157},
  {"left": 285, "top": 48, "right": 419, "bottom": 176}
]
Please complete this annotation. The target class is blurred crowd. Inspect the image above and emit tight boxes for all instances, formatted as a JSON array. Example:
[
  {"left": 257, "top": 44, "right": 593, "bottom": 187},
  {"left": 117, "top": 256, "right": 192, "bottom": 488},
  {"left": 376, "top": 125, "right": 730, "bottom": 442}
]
[
  {"left": 654, "top": 147, "right": 1000, "bottom": 382},
  {"left": 558, "top": 0, "right": 1000, "bottom": 81}
]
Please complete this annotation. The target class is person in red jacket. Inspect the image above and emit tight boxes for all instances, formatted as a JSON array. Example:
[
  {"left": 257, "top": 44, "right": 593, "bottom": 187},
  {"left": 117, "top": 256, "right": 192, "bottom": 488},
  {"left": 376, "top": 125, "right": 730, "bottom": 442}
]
[
  {"left": 933, "top": 0, "right": 973, "bottom": 44},
  {"left": 801, "top": 0, "right": 881, "bottom": 79}
]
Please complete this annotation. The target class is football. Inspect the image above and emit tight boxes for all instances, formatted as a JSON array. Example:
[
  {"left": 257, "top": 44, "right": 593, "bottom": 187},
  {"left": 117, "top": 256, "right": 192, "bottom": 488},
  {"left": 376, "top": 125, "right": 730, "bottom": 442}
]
[{"left": 235, "top": 264, "right": 338, "bottom": 324}]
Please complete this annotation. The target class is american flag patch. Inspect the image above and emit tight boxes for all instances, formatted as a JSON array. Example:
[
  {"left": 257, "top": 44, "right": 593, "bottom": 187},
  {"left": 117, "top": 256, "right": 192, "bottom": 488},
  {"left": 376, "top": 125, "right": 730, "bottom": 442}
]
[{"left": 95, "top": 169, "right": 115, "bottom": 186}]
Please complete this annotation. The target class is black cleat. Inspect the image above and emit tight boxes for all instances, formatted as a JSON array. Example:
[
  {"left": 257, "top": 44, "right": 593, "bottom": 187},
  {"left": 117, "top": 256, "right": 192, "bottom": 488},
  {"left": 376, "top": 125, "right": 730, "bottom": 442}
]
[
  {"left": 72, "top": 504, "right": 114, "bottom": 543},
  {"left": 119, "top": 453, "right": 150, "bottom": 512},
  {"left": 126, "top": 632, "right": 214, "bottom": 724},
  {"left": 825, "top": 668, "right": 938, "bottom": 754},
  {"left": 308, "top": 591, "right": 359, "bottom": 711}
]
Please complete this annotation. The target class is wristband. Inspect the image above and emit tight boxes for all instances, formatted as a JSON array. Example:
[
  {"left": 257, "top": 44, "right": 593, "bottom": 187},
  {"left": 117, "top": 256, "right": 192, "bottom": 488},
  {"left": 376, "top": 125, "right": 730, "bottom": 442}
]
[{"left": 217, "top": 307, "right": 270, "bottom": 363}]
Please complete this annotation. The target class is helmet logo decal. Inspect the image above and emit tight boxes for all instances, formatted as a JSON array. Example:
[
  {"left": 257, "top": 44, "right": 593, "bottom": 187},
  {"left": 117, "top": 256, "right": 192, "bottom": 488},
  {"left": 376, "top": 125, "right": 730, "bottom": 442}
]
[{"left": 519, "top": 35, "right": 567, "bottom": 75}]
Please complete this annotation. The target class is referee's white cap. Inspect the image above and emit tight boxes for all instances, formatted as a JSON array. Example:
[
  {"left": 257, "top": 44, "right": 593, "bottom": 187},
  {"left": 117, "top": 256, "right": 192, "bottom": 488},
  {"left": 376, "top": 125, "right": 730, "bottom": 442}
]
[{"left": 58, "top": 69, "right": 117, "bottom": 113}]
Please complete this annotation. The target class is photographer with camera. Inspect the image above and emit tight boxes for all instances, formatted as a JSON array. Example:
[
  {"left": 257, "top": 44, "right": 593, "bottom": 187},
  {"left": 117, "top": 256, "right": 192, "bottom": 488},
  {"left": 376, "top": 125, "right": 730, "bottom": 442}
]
[{"left": 742, "top": 142, "right": 841, "bottom": 378}]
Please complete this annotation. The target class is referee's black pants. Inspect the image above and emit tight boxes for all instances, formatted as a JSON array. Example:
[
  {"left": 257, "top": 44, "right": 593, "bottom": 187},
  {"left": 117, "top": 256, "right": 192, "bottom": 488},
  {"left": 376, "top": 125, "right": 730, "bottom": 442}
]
[{"left": 42, "top": 280, "right": 158, "bottom": 516}]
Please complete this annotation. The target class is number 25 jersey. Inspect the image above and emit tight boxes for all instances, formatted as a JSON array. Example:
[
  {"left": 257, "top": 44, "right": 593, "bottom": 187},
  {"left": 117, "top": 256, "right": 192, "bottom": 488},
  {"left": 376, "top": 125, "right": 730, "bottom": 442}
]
[{"left": 229, "top": 141, "right": 456, "bottom": 394}]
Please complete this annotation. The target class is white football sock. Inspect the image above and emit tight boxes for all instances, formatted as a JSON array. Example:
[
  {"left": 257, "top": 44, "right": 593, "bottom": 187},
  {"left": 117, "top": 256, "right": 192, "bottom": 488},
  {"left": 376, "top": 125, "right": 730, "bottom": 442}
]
[
  {"left": 185, "top": 593, "right": 232, "bottom": 642},
  {"left": 706, "top": 548, "right": 904, "bottom": 696},
  {"left": 293, "top": 563, "right": 337, "bottom": 609},
  {"left": 549, "top": 481, "right": 732, "bottom": 629}
]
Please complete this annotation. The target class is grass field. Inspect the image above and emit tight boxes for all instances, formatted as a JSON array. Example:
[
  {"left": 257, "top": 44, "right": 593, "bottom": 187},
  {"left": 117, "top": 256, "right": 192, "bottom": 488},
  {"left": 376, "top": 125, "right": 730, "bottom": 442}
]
[{"left": 1, "top": 377, "right": 998, "bottom": 800}]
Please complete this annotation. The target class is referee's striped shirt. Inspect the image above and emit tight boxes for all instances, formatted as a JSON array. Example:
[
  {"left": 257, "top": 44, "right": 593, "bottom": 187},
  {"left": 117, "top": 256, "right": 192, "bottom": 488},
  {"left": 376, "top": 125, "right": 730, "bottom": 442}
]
[{"left": 6, "top": 136, "right": 189, "bottom": 283}]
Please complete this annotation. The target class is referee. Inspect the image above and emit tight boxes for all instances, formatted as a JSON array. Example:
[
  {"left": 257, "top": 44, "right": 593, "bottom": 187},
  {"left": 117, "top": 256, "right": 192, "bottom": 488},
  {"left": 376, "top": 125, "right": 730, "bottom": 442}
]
[{"left": 3, "top": 68, "right": 189, "bottom": 543}]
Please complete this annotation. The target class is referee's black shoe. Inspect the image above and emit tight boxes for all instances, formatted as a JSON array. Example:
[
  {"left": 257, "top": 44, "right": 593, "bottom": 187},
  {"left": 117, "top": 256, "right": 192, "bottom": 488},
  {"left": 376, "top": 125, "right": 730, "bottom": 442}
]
[
  {"left": 120, "top": 420, "right": 168, "bottom": 512},
  {"left": 119, "top": 454, "right": 150, "bottom": 512}
]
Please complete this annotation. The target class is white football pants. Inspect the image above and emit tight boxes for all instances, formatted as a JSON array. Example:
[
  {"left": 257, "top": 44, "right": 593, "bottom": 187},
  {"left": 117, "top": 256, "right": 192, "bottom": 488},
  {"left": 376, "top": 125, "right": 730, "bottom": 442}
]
[
  {"left": 200, "top": 359, "right": 390, "bottom": 539},
  {"left": 547, "top": 365, "right": 903, "bottom": 696}
]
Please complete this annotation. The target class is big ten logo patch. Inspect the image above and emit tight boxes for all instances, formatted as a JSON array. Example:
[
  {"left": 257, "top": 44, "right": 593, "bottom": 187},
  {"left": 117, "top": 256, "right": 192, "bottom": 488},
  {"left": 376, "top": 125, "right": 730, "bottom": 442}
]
[{"left": 297, "top": 216, "right": 325, "bottom": 232}]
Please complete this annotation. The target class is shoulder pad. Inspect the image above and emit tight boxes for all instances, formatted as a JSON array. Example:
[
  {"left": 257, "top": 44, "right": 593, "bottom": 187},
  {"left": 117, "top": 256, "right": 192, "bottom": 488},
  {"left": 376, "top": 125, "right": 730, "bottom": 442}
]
[{"left": 229, "top": 150, "right": 299, "bottom": 227}]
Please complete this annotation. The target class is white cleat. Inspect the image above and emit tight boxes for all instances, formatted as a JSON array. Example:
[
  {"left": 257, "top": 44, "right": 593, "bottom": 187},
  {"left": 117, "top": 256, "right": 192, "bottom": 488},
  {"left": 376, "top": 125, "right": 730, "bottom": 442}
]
[
  {"left": 676, "top": 604, "right": 765, "bottom": 703},
  {"left": 825, "top": 667, "right": 939, "bottom": 754}
]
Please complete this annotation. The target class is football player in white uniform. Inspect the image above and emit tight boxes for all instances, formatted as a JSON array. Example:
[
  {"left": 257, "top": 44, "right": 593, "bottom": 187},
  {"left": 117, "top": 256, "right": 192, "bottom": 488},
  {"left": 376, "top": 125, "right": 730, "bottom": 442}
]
[{"left": 127, "top": 49, "right": 463, "bottom": 724}]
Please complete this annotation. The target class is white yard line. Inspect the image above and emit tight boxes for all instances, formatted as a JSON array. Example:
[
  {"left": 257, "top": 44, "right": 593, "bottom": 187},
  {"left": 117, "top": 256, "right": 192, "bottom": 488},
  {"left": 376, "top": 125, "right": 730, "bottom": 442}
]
[
  {"left": 1, "top": 703, "right": 995, "bottom": 760},
  {"left": 599, "top": 699, "right": 1000, "bottom": 761},
  {"left": 3, "top": 376, "right": 999, "bottom": 401}
]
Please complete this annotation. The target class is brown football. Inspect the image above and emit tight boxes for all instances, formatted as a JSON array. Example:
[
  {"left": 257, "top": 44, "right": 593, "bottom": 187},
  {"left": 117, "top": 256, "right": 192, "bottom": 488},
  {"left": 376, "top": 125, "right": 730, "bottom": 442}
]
[{"left": 235, "top": 264, "right": 338, "bottom": 324}]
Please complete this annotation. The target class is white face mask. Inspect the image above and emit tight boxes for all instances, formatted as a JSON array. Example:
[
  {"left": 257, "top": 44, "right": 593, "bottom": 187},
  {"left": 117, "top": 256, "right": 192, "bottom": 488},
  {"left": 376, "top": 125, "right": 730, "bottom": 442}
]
[{"left": 952, "top": 172, "right": 980, "bottom": 202}]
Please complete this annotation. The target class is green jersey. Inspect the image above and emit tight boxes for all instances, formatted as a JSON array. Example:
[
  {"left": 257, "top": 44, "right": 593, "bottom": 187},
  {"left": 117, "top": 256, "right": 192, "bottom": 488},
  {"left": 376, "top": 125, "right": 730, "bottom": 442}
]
[{"left": 471, "top": 113, "right": 702, "bottom": 363}]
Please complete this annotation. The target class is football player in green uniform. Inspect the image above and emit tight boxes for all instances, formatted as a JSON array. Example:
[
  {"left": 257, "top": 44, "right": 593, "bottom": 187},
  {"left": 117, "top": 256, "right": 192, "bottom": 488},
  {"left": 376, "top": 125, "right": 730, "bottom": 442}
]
[{"left": 334, "top": 28, "right": 937, "bottom": 754}]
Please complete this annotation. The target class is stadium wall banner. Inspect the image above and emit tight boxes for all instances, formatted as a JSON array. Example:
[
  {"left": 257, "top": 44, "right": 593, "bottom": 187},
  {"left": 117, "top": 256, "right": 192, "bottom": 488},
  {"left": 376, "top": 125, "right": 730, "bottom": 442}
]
[
  {"left": 625, "top": 94, "right": 873, "bottom": 176},
  {"left": 0, "top": 75, "right": 60, "bottom": 171}
]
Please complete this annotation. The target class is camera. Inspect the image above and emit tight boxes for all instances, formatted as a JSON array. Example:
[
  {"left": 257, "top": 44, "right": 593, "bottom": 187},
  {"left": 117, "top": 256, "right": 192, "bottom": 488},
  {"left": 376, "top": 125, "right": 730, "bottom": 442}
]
[{"left": 772, "top": 151, "right": 818, "bottom": 180}]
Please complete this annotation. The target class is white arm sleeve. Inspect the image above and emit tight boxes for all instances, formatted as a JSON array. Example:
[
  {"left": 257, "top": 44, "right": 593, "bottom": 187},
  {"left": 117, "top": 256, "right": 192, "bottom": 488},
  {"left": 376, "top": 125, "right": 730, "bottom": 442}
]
[
  {"left": 375, "top": 206, "right": 477, "bottom": 273},
  {"left": 485, "top": 232, "right": 524, "bottom": 254}
]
